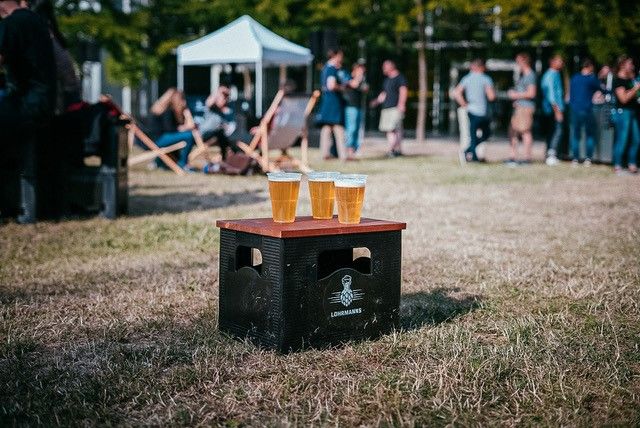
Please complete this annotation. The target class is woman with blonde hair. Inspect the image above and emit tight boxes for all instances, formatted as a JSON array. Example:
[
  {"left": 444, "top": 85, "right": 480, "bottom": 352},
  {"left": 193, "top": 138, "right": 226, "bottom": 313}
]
[{"left": 148, "top": 88, "right": 196, "bottom": 170}]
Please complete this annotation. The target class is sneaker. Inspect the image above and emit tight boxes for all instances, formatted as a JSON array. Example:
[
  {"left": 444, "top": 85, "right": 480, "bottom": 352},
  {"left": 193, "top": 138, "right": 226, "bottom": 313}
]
[
  {"left": 571, "top": 159, "right": 580, "bottom": 167},
  {"left": 146, "top": 161, "right": 159, "bottom": 171},
  {"left": 519, "top": 159, "right": 532, "bottom": 166},
  {"left": 392, "top": 150, "right": 404, "bottom": 157},
  {"left": 385, "top": 151, "right": 395, "bottom": 159},
  {"left": 614, "top": 166, "right": 630, "bottom": 176},
  {"left": 504, "top": 158, "right": 518, "bottom": 168},
  {"left": 545, "top": 155, "right": 559, "bottom": 166},
  {"left": 458, "top": 150, "right": 467, "bottom": 165},
  {"left": 583, "top": 158, "right": 592, "bottom": 167},
  {"left": 629, "top": 164, "right": 638, "bottom": 174}
]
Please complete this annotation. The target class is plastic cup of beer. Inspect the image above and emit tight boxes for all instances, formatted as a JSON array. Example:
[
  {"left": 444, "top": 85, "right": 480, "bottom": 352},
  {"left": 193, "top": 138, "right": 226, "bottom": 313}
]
[
  {"left": 334, "top": 175, "right": 367, "bottom": 224},
  {"left": 307, "top": 171, "right": 340, "bottom": 219},
  {"left": 267, "top": 172, "right": 302, "bottom": 223}
]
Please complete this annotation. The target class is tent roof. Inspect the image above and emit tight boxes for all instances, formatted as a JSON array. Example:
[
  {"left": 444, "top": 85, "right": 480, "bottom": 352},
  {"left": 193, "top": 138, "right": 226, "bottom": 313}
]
[{"left": 177, "top": 15, "right": 313, "bottom": 67}]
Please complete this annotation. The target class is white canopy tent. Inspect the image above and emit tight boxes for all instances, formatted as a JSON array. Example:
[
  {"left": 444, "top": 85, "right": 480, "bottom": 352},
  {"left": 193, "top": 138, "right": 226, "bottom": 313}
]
[{"left": 176, "top": 15, "right": 314, "bottom": 116}]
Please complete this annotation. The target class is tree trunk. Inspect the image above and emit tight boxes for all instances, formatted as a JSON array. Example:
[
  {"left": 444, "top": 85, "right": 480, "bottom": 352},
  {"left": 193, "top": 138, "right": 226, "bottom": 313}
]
[{"left": 415, "top": 0, "right": 427, "bottom": 144}]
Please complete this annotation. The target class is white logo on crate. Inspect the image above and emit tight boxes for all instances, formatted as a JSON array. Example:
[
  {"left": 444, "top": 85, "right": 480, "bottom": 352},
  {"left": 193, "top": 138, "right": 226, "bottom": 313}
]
[{"left": 329, "top": 275, "right": 364, "bottom": 308}]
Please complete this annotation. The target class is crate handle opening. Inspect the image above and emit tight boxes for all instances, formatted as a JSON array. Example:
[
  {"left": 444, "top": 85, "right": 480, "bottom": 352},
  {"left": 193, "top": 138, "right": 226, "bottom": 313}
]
[
  {"left": 317, "top": 247, "right": 371, "bottom": 279},
  {"left": 236, "top": 246, "right": 263, "bottom": 274}
]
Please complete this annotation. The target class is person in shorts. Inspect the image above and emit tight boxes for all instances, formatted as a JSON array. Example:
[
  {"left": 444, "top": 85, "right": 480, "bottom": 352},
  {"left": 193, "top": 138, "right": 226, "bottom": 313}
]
[
  {"left": 370, "top": 60, "right": 407, "bottom": 157},
  {"left": 507, "top": 52, "right": 537, "bottom": 166}
]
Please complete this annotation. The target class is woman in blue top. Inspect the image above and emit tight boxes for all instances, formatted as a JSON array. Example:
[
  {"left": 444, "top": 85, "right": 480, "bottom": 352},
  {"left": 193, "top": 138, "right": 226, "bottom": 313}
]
[{"left": 317, "top": 49, "right": 347, "bottom": 160}]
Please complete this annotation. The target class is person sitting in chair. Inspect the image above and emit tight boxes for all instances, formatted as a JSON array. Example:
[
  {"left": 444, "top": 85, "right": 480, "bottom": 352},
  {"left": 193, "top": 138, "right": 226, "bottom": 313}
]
[
  {"left": 148, "top": 88, "right": 196, "bottom": 170},
  {"left": 200, "top": 85, "right": 253, "bottom": 160}
]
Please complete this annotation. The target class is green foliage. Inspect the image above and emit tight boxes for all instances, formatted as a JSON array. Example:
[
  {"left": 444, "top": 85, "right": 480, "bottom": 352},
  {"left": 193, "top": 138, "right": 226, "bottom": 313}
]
[
  {"left": 54, "top": 0, "right": 638, "bottom": 86},
  {"left": 495, "top": 0, "right": 640, "bottom": 63},
  {"left": 428, "top": 0, "right": 640, "bottom": 63}
]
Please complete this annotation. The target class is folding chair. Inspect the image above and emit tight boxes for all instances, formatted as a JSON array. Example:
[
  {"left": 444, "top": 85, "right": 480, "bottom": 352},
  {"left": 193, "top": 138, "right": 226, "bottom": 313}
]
[
  {"left": 237, "top": 90, "right": 320, "bottom": 173},
  {"left": 104, "top": 97, "right": 212, "bottom": 175},
  {"left": 96, "top": 97, "right": 185, "bottom": 175}
]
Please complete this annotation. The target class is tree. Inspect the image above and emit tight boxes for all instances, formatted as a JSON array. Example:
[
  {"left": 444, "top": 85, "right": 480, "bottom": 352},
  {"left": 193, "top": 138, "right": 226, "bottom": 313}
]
[
  {"left": 415, "top": 0, "right": 427, "bottom": 144},
  {"left": 497, "top": 0, "right": 640, "bottom": 63},
  {"left": 428, "top": 0, "right": 640, "bottom": 64}
]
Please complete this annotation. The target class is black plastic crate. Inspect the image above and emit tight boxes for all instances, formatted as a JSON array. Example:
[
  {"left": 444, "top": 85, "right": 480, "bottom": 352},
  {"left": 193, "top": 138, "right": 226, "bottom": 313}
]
[
  {"left": 0, "top": 104, "right": 128, "bottom": 222},
  {"left": 217, "top": 217, "right": 406, "bottom": 352}
]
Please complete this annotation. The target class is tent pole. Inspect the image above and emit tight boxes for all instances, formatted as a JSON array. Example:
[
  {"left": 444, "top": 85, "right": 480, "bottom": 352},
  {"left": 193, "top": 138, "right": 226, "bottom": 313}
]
[
  {"left": 279, "top": 64, "right": 286, "bottom": 85},
  {"left": 177, "top": 64, "right": 184, "bottom": 91},
  {"left": 256, "top": 61, "right": 263, "bottom": 117},
  {"left": 210, "top": 65, "right": 221, "bottom": 95},
  {"left": 306, "top": 63, "right": 313, "bottom": 93}
]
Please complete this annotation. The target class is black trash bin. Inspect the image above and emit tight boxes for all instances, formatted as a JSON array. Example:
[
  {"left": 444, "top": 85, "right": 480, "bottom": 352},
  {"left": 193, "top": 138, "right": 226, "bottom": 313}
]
[
  {"left": 56, "top": 103, "right": 129, "bottom": 219},
  {"left": 216, "top": 217, "right": 406, "bottom": 352}
]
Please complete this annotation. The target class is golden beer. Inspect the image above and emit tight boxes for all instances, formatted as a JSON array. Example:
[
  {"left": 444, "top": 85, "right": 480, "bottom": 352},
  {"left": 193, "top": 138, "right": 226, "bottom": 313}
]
[
  {"left": 267, "top": 172, "right": 302, "bottom": 223},
  {"left": 335, "top": 177, "right": 366, "bottom": 224},
  {"left": 308, "top": 172, "right": 340, "bottom": 219}
]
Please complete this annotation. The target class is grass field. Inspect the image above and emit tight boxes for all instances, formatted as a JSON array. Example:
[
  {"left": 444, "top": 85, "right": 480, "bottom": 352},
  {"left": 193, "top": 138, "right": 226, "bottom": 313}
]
[{"left": 1, "top": 144, "right": 639, "bottom": 426}]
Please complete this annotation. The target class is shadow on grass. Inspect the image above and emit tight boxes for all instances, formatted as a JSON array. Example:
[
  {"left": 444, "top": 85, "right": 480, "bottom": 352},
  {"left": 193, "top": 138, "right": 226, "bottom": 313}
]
[
  {"left": 0, "top": 307, "right": 230, "bottom": 426},
  {"left": 128, "top": 189, "right": 267, "bottom": 216},
  {"left": 400, "top": 287, "right": 481, "bottom": 330}
]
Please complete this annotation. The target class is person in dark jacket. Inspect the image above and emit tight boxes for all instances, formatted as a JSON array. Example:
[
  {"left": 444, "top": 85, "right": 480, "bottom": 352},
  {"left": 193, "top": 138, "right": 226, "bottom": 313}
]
[
  {"left": 23, "top": 0, "right": 81, "bottom": 113},
  {"left": 568, "top": 58, "right": 602, "bottom": 166},
  {"left": 0, "top": 0, "right": 56, "bottom": 130}
]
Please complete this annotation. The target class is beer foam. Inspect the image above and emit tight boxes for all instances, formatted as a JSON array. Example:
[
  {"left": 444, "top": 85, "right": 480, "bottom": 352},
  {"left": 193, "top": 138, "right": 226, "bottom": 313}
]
[
  {"left": 267, "top": 172, "right": 302, "bottom": 182},
  {"left": 340, "top": 174, "right": 367, "bottom": 181},
  {"left": 307, "top": 171, "right": 340, "bottom": 182},
  {"left": 334, "top": 179, "right": 365, "bottom": 188}
]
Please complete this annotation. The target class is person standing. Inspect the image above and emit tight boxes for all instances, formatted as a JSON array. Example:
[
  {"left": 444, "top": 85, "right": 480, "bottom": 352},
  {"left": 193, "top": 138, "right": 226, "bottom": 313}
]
[
  {"left": 371, "top": 60, "right": 408, "bottom": 157},
  {"left": 317, "top": 49, "right": 347, "bottom": 161},
  {"left": 24, "top": 0, "right": 81, "bottom": 113},
  {"left": 453, "top": 58, "right": 496, "bottom": 162},
  {"left": 0, "top": 0, "right": 55, "bottom": 130},
  {"left": 568, "top": 59, "right": 602, "bottom": 166},
  {"left": 506, "top": 52, "right": 537, "bottom": 166},
  {"left": 541, "top": 54, "right": 565, "bottom": 165},
  {"left": 343, "top": 63, "right": 368, "bottom": 160},
  {"left": 611, "top": 55, "right": 640, "bottom": 175}
]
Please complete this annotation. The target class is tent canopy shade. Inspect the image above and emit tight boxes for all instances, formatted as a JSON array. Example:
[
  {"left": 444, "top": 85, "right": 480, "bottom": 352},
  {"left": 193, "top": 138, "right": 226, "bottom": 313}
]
[
  {"left": 176, "top": 15, "right": 313, "bottom": 67},
  {"left": 176, "top": 15, "right": 313, "bottom": 116}
]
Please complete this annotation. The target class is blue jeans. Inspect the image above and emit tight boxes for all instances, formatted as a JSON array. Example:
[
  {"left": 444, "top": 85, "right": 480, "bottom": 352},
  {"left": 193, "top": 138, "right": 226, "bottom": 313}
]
[
  {"left": 155, "top": 131, "right": 196, "bottom": 168},
  {"left": 543, "top": 113, "right": 563, "bottom": 155},
  {"left": 571, "top": 109, "right": 596, "bottom": 160},
  {"left": 612, "top": 109, "right": 640, "bottom": 168},
  {"left": 344, "top": 106, "right": 362, "bottom": 152},
  {"left": 466, "top": 113, "right": 491, "bottom": 161}
]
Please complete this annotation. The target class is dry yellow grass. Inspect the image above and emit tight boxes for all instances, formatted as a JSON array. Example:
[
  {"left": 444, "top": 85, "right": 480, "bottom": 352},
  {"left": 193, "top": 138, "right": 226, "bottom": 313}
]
[{"left": 1, "top": 144, "right": 639, "bottom": 426}]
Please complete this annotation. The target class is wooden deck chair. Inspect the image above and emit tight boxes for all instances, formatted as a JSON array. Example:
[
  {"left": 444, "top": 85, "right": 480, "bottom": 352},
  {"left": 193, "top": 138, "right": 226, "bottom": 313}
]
[
  {"left": 183, "top": 109, "right": 218, "bottom": 164},
  {"left": 238, "top": 90, "right": 320, "bottom": 173},
  {"left": 128, "top": 141, "right": 186, "bottom": 166},
  {"left": 99, "top": 96, "right": 186, "bottom": 175}
]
